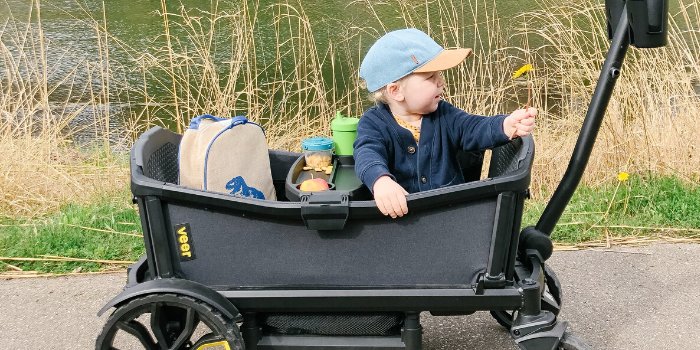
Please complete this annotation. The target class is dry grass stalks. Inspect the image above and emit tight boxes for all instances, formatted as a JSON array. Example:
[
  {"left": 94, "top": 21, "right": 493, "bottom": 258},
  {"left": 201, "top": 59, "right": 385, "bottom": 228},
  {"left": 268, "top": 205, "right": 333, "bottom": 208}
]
[
  {"left": 0, "top": 269, "right": 124, "bottom": 279},
  {"left": 0, "top": 138, "right": 128, "bottom": 218},
  {"left": 0, "top": 255, "right": 135, "bottom": 264},
  {"left": 141, "top": 0, "right": 525, "bottom": 150},
  {"left": 520, "top": 0, "right": 700, "bottom": 197},
  {"left": 2, "top": 0, "right": 699, "bottom": 219},
  {"left": 57, "top": 223, "right": 142, "bottom": 237},
  {"left": 146, "top": 0, "right": 700, "bottom": 195},
  {"left": 0, "top": 0, "right": 130, "bottom": 218},
  {"left": 553, "top": 234, "right": 700, "bottom": 251},
  {"left": 141, "top": 0, "right": 340, "bottom": 150}
]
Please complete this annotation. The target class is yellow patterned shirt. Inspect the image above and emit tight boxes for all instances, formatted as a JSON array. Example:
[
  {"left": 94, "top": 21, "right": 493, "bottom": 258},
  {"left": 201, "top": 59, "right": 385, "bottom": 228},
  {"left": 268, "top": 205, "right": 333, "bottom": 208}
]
[{"left": 394, "top": 116, "right": 421, "bottom": 142}]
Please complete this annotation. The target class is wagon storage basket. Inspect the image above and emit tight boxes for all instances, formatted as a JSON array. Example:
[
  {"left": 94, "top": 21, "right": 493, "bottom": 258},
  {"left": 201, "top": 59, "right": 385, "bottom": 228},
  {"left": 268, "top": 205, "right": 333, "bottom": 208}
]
[{"left": 261, "top": 312, "right": 404, "bottom": 336}]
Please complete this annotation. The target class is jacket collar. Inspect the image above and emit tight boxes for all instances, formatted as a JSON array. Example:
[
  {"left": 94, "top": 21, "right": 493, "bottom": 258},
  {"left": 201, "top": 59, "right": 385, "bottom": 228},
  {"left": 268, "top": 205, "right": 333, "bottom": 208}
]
[
  {"left": 376, "top": 102, "right": 439, "bottom": 148},
  {"left": 377, "top": 103, "right": 416, "bottom": 148}
]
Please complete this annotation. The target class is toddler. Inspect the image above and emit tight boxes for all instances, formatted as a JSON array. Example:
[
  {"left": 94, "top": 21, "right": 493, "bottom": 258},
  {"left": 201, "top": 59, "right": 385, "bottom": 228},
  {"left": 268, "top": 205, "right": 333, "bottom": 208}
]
[{"left": 354, "top": 28, "right": 536, "bottom": 218}]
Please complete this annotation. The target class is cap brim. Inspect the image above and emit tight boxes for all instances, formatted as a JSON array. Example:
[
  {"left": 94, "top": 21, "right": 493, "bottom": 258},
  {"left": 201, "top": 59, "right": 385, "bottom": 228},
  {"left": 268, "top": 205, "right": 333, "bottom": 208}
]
[{"left": 414, "top": 48, "right": 473, "bottom": 72}]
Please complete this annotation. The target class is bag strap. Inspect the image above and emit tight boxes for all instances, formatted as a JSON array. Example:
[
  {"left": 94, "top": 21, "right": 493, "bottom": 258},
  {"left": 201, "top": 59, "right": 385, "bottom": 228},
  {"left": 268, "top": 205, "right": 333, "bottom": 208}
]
[
  {"left": 187, "top": 114, "right": 228, "bottom": 130},
  {"left": 227, "top": 115, "right": 266, "bottom": 136},
  {"left": 229, "top": 115, "right": 248, "bottom": 127}
]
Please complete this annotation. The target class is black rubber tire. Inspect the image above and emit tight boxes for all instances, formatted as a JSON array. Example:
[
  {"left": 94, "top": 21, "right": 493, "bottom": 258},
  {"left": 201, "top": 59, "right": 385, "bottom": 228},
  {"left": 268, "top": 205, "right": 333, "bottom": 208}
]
[
  {"left": 96, "top": 293, "right": 243, "bottom": 350},
  {"left": 489, "top": 310, "right": 516, "bottom": 330},
  {"left": 544, "top": 264, "right": 563, "bottom": 311},
  {"left": 558, "top": 332, "right": 594, "bottom": 350},
  {"left": 490, "top": 264, "right": 563, "bottom": 330}
]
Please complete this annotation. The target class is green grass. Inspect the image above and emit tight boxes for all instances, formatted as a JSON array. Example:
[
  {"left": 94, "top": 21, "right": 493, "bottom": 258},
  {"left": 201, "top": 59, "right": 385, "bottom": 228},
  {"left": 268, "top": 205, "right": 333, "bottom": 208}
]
[
  {"left": 523, "top": 174, "right": 700, "bottom": 243},
  {"left": 1, "top": 174, "right": 698, "bottom": 274},
  {"left": 0, "top": 190, "right": 144, "bottom": 274}
]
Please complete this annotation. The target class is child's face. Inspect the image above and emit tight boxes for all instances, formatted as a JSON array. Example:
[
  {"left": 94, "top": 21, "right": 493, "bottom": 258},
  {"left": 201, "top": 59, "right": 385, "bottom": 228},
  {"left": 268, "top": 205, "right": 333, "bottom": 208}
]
[{"left": 399, "top": 71, "right": 445, "bottom": 115}]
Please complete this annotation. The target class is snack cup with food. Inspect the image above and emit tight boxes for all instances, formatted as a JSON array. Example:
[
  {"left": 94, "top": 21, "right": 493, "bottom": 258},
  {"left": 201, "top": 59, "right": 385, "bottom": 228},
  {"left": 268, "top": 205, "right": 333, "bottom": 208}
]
[{"left": 302, "top": 137, "right": 334, "bottom": 168}]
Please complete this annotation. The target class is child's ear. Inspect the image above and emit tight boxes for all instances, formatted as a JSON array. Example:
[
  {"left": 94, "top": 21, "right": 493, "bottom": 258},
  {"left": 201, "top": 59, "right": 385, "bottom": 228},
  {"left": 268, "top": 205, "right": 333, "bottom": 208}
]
[{"left": 386, "top": 83, "right": 405, "bottom": 102}]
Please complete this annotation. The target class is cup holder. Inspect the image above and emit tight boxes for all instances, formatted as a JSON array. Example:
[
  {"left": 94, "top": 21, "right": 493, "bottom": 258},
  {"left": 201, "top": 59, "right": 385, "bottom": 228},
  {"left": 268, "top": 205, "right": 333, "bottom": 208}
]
[{"left": 286, "top": 154, "right": 369, "bottom": 201}]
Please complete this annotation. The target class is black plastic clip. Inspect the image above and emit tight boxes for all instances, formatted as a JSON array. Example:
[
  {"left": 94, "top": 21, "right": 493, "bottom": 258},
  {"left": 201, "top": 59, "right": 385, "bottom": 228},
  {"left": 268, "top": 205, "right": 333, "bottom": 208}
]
[
  {"left": 474, "top": 272, "right": 507, "bottom": 295},
  {"left": 484, "top": 272, "right": 507, "bottom": 288},
  {"left": 300, "top": 192, "right": 349, "bottom": 230}
]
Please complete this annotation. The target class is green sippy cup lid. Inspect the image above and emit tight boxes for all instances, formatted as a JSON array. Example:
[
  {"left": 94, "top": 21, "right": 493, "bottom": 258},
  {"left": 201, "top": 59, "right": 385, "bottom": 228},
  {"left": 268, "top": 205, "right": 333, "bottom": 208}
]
[{"left": 331, "top": 110, "right": 359, "bottom": 132}]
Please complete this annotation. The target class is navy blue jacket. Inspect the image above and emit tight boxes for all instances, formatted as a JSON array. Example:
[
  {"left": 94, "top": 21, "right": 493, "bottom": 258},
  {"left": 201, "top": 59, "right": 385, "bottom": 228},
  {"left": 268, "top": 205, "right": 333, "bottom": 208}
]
[{"left": 353, "top": 101, "right": 511, "bottom": 193}]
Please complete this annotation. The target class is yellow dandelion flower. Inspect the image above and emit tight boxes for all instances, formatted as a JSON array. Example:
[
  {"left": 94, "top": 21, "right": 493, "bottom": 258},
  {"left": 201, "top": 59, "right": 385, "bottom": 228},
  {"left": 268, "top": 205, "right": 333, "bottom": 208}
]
[
  {"left": 513, "top": 64, "right": 533, "bottom": 79},
  {"left": 618, "top": 172, "right": 629, "bottom": 181}
]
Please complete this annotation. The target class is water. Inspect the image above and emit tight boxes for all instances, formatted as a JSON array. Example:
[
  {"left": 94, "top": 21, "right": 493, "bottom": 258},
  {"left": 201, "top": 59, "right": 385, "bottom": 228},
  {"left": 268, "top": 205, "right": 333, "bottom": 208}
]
[
  {"left": 1, "top": 0, "right": 521, "bottom": 89},
  {"left": 0, "top": 0, "right": 686, "bottom": 146}
]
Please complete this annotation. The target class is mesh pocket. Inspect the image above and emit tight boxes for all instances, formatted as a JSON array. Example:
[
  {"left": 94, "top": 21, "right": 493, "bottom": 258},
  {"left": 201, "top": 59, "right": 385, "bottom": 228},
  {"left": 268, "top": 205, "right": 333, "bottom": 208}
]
[
  {"left": 261, "top": 312, "right": 404, "bottom": 336},
  {"left": 491, "top": 140, "right": 521, "bottom": 177},
  {"left": 146, "top": 142, "right": 179, "bottom": 184}
]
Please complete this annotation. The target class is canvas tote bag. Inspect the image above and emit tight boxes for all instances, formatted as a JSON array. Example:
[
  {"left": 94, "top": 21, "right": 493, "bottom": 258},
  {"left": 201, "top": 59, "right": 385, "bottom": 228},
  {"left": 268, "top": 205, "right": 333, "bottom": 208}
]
[{"left": 179, "top": 115, "right": 277, "bottom": 201}]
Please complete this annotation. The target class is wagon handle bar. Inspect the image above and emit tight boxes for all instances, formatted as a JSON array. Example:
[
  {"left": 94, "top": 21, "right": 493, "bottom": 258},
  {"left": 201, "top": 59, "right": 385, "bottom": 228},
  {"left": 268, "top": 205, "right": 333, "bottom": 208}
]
[{"left": 535, "top": 7, "right": 630, "bottom": 235}]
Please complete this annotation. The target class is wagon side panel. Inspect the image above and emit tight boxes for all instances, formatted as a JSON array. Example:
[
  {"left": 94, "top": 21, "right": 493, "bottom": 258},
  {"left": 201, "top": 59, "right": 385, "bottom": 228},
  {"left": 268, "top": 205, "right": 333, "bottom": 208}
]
[{"left": 162, "top": 198, "right": 497, "bottom": 289}]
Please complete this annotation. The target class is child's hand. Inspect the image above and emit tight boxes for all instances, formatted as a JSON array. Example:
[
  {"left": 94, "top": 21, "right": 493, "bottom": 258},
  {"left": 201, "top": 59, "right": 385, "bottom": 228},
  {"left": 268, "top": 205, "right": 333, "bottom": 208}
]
[
  {"left": 373, "top": 175, "right": 409, "bottom": 218},
  {"left": 504, "top": 107, "right": 537, "bottom": 139}
]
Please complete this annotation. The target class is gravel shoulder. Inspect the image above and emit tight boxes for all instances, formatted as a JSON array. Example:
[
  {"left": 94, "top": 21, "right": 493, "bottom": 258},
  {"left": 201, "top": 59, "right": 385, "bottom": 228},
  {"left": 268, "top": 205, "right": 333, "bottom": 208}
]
[{"left": 1, "top": 243, "right": 698, "bottom": 349}]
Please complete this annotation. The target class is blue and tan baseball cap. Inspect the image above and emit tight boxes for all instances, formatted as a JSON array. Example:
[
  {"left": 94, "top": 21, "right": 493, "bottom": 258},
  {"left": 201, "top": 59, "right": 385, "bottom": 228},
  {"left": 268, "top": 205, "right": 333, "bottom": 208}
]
[{"left": 359, "top": 28, "right": 472, "bottom": 92}]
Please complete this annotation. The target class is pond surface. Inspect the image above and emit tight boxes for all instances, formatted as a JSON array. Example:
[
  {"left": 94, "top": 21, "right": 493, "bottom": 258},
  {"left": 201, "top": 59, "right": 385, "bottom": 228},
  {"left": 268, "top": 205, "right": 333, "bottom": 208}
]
[
  {"left": 0, "top": 1, "right": 491, "bottom": 146},
  {"left": 0, "top": 0, "right": 684, "bottom": 147}
]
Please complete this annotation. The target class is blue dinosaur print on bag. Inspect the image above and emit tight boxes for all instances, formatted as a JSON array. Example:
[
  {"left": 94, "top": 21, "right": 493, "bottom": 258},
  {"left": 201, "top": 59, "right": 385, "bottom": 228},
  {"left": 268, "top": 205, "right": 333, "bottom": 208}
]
[{"left": 225, "top": 176, "right": 265, "bottom": 199}]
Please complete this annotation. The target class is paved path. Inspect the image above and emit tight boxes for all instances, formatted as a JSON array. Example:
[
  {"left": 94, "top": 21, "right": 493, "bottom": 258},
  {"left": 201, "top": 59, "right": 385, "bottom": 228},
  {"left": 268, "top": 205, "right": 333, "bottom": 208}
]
[{"left": 1, "top": 243, "right": 698, "bottom": 349}]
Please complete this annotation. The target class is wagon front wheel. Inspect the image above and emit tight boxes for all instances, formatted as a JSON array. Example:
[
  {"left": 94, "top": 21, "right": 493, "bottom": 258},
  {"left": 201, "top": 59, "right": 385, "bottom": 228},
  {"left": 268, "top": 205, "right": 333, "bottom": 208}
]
[
  {"left": 96, "top": 293, "right": 243, "bottom": 350},
  {"left": 490, "top": 264, "right": 563, "bottom": 330}
]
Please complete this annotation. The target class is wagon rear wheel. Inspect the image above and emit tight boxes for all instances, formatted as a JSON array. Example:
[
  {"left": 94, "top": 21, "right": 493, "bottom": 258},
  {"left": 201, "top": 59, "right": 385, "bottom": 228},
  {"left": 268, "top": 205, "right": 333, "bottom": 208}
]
[
  {"left": 96, "top": 293, "right": 243, "bottom": 350},
  {"left": 490, "top": 264, "right": 563, "bottom": 330}
]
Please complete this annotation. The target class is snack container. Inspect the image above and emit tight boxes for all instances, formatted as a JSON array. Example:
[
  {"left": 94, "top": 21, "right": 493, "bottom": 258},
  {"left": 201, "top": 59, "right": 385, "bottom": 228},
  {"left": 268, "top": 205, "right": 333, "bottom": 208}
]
[{"left": 301, "top": 137, "right": 334, "bottom": 168}]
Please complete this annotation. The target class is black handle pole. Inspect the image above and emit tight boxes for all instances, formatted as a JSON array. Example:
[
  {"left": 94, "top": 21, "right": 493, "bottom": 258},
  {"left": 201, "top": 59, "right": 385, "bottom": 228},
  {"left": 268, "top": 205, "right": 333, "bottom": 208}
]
[{"left": 536, "top": 7, "right": 630, "bottom": 235}]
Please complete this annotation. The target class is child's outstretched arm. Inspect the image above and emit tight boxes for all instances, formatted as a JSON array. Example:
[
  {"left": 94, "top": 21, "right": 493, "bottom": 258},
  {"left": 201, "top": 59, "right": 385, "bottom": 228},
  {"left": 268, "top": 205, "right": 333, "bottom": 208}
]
[{"left": 503, "top": 107, "right": 537, "bottom": 138}]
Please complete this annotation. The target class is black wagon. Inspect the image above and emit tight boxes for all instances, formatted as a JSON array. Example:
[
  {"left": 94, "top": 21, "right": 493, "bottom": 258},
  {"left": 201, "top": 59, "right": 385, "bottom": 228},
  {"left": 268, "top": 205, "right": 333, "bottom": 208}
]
[{"left": 96, "top": 2, "right": 668, "bottom": 349}]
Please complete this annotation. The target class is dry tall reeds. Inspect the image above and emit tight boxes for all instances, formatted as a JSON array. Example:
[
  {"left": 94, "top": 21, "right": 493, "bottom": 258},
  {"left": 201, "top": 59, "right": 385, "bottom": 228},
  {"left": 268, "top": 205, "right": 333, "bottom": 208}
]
[
  {"left": 520, "top": 0, "right": 700, "bottom": 197},
  {"left": 1, "top": 0, "right": 699, "bottom": 218},
  {"left": 0, "top": 0, "right": 129, "bottom": 218}
]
